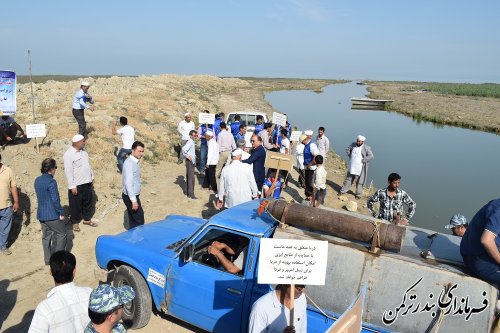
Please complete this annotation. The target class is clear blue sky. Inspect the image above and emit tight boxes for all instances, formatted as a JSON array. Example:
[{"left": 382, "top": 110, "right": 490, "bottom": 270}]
[{"left": 3, "top": 0, "right": 500, "bottom": 83}]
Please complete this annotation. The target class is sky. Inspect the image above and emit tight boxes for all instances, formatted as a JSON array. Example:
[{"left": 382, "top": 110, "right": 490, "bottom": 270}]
[{"left": 3, "top": 0, "right": 500, "bottom": 83}]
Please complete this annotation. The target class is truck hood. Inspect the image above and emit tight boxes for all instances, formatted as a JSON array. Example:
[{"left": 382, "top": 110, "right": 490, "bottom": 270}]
[{"left": 100, "top": 215, "right": 206, "bottom": 258}]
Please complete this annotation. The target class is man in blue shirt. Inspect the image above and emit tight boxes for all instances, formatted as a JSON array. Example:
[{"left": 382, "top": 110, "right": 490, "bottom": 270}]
[
  {"left": 235, "top": 124, "right": 247, "bottom": 142},
  {"left": 254, "top": 115, "right": 264, "bottom": 135},
  {"left": 72, "top": 81, "right": 95, "bottom": 136},
  {"left": 230, "top": 115, "right": 241, "bottom": 137},
  {"left": 34, "top": 158, "right": 70, "bottom": 264},
  {"left": 213, "top": 112, "right": 224, "bottom": 138},
  {"left": 122, "top": 141, "right": 145, "bottom": 229},
  {"left": 461, "top": 199, "right": 500, "bottom": 288}
]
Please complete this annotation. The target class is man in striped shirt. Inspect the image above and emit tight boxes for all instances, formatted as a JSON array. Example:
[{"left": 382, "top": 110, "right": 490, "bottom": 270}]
[{"left": 367, "top": 173, "right": 416, "bottom": 225}]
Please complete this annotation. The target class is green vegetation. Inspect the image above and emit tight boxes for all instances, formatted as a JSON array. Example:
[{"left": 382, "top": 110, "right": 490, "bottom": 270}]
[{"left": 418, "top": 83, "right": 500, "bottom": 98}]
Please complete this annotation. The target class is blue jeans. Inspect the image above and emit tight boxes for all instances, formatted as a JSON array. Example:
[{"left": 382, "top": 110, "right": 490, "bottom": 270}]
[
  {"left": 117, "top": 148, "right": 132, "bottom": 172},
  {"left": 199, "top": 143, "right": 208, "bottom": 172},
  {"left": 0, "top": 207, "right": 13, "bottom": 250},
  {"left": 315, "top": 188, "right": 327, "bottom": 205}
]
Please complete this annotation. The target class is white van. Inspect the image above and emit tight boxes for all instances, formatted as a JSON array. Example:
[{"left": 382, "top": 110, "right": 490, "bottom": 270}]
[{"left": 225, "top": 111, "right": 268, "bottom": 132}]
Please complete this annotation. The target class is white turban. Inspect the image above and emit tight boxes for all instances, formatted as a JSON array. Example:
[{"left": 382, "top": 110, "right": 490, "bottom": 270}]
[
  {"left": 231, "top": 149, "right": 243, "bottom": 157},
  {"left": 357, "top": 135, "right": 366, "bottom": 142}
]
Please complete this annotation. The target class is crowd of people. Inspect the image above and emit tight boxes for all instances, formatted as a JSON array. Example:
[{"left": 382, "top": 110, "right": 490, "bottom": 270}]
[{"left": 1, "top": 80, "right": 499, "bottom": 332}]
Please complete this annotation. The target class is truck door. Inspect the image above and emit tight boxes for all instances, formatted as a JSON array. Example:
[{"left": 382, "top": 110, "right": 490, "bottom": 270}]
[{"left": 165, "top": 228, "right": 251, "bottom": 333}]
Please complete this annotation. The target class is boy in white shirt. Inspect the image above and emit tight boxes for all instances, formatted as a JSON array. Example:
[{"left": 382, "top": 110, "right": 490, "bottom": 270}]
[
  {"left": 313, "top": 155, "right": 327, "bottom": 207},
  {"left": 112, "top": 116, "right": 135, "bottom": 172}
]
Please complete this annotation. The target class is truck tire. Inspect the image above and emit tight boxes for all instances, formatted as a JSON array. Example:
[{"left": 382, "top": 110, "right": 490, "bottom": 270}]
[{"left": 113, "top": 265, "right": 152, "bottom": 329}]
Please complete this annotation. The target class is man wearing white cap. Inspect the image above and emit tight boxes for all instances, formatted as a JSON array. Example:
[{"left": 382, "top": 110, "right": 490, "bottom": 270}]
[
  {"left": 177, "top": 113, "right": 195, "bottom": 164},
  {"left": 72, "top": 81, "right": 95, "bottom": 135},
  {"left": 204, "top": 130, "right": 219, "bottom": 194},
  {"left": 302, "top": 130, "right": 319, "bottom": 201},
  {"left": 339, "top": 135, "right": 374, "bottom": 199},
  {"left": 217, "top": 148, "right": 258, "bottom": 209},
  {"left": 63, "top": 134, "right": 95, "bottom": 232}
]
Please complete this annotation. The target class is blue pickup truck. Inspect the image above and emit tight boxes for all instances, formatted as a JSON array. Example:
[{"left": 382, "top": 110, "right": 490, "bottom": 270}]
[{"left": 94, "top": 200, "right": 392, "bottom": 332}]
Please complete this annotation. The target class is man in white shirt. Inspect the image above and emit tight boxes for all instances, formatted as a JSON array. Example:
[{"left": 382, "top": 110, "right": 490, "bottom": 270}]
[
  {"left": 249, "top": 284, "right": 307, "bottom": 333},
  {"left": 122, "top": 141, "right": 145, "bottom": 229},
  {"left": 204, "top": 131, "right": 219, "bottom": 194},
  {"left": 182, "top": 130, "right": 198, "bottom": 199},
  {"left": 279, "top": 128, "right": 290, "bottom": 155},
  {"left": 339, "top": 135, "right": 374, "bottom": 199},
  {"left": 217, "top": 149, "right": 258, "bottom": 209},
  {"left": 28, "top": 251, "right": 92, "bottom": 333},
  {"left": 111, "top": 116, "right": 135, "bottom": 172},
  {"left": 316, "top": 126, "right": 330, "bottom": 158},
  {"left": 63, "top": 134, "right": 95, "bottom": 232},
  {"left": 177, "top": 113, "right": 195, "bottom": 164}
]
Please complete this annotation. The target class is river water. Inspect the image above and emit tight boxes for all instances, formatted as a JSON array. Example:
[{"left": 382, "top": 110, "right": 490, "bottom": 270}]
[{"left": 265, "top": 82, "right": 500, "bottom": 232}]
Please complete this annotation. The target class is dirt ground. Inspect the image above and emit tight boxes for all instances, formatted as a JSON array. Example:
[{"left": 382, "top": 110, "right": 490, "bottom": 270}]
[
  {"left": 0, "top": 75, "right": 365, "bottom": 332},
  {"left": 2, "top": 75, "right": 498, "bottom": 332}
]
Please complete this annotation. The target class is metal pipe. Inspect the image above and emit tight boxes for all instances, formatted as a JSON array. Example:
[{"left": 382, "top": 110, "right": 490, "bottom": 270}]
[{"left": 266, "top": 200, "right": 406, "bottom": 252}]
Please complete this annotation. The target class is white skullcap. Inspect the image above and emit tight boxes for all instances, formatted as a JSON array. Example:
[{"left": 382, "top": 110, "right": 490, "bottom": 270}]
[
  {"left": 184, "top": 112, "right": 191, "bottom": 117},
  {"left": 304, "top": 130, "right": 313, "bottom": 136},
  {"left": 205, "top": 130, "right": 214, "bottom": 137},
  {"left": 81, "top": 81, "right": 90, "bottom": 86},
  {"left": 357, "top": 135, "right": 366, "bottom": 141},
  {"left": 231, "top": 149, "right": 243, "bottom": 157},
  {"left": 72, "top": 134, "right": 85, "bottom": 142}
]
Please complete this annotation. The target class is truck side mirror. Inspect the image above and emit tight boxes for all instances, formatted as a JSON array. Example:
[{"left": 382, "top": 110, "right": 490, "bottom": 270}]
[{"left": 181, "top": 244, "right": 194, "bottom": 263}]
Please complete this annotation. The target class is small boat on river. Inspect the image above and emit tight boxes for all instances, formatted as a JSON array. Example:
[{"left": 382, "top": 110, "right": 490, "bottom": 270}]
[{"left": 351, "top": 97, "right": 393, "bottom": 107}]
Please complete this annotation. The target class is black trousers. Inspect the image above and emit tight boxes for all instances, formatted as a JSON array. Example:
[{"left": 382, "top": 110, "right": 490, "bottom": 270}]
[
  {"left": 72, "top": 108, "right": 86, "bottom": 135},
  {"left": 68, "top": 183, "right": 93, "bottom": 224},
  {"left": 204, "top": 165, "right": 217, "bottom": 193},
  {"left": 186, "top": 160, "right": 195, "bottom": 197},
  {"left": 122, "top": 193, "right": 145, "bottom": 229},
  {"left": 305, "top": 169, "right": 315, "bottom": 198}
]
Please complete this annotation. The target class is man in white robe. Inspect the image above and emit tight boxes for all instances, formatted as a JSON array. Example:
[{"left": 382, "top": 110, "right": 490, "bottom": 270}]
[{"left": 339, "top": 135, "right": 374, "bottom": 199}]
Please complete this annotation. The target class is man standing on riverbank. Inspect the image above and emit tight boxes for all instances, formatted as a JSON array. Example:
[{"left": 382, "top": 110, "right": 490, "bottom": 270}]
[
  {"left": 367, "top": 173, "right": 416, "bottom": 225},
  {"left": 339, "top": 135, "right": 374, "bottom": 199},
  {"left": 460, "top": 199, "right": 500, "bottom": 288},
  {"left": 177, "top": 113, "right": 195, "bottom": 164},
  {"left": 122, "top": 141, "right": 145, "bottom": 229},
  {"left": 64, "top": 134, "right": 96, "bottom": 232},
  {"left": 243, "top": 135, "right": 266, "bottom": 193},
  {"left": 0, "top": 153, "right": 18, "bottom": 255},
  {"left": 302, "top": 130, "right": 319, "bottom": 202},
  {"left": 316, "top": 127, "right": 330, "bottom": 158},
  {"left": 72, "top": 81, "right": 95, "bottom": 136}
]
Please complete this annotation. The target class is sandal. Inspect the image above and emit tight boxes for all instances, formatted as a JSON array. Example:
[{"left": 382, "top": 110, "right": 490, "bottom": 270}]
[
  {"left": 83, "top": 220, "right": 99, "bottom": 227},
  {"left": 73, "top": 224, "right": 81, "bottom": 232}
]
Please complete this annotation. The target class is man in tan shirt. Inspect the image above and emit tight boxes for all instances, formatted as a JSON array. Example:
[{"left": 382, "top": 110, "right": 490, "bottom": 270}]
[{"left": 0, "top": 153, "right": 19, "bottom": 255}]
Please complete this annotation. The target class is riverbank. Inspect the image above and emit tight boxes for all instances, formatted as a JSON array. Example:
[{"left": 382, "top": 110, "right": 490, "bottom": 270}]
[
  {"left": 366, "top": 81, "right": 500, "bottom": 134},
  {"left": 0, "top": 75, "right": 365, "bottom": 331}
]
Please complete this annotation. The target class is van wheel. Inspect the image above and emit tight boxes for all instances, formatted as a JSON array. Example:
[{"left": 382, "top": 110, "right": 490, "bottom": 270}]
[{"left": 113, "top": 265, "right": 152, "bottom": 329}]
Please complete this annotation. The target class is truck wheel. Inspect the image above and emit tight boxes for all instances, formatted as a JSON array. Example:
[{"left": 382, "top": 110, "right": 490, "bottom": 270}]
[{"left": 113, "top": 265, "right": 152, "bottom": 329}]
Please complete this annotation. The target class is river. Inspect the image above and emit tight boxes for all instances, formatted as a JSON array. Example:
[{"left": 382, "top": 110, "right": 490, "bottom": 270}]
[{"left": 265, "top": 82, "right": 500, "bottom": 232}]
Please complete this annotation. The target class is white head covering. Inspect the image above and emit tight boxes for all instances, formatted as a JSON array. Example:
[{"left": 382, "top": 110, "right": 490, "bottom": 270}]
[
  {"left": 357, "top": 135, "right": 366, "bottom": 142},
  {"left": 205, "top": 130, "right": 214, "bottom": 137},
  {"left": 72, "top": 134, "right": 85, "bottom": 142},
  {"left": 81, "top": 81, "right": 90, "bottom": 86},
  {"left": 231, "top": 149, "right": 243, "bottom": 157},
  {"left": 184, "top": 112, "right": 191, "bottom": 117},
  {"left": 304, "top": 130, "right": 313, "bottom": 136}
]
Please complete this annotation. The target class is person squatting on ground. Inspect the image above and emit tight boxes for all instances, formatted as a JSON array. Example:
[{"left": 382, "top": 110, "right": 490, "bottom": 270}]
[
  {"left": 339, "top": 135, "right": 374, "bottom": 199},
  {"left": 249, "top": 284, "right": 307, "bottom": 333},
  {"left": 367, "top": 172, "right": 416, "bottom": 226},
  {"left": 301, "top": 130, "right": 319, "bottom": 202},
  {"left": 0, "top": 115, "right": 26, "bottom": 146},
  {"left": 84, "top": 284, "right": 135, "bottom": 333},
  {"left": 72, "top": 81, "right": 95, "bottom": 136},
  {"left": 263, "top": 169, "right": 285, "bottom": 199},
  {"left": 29, "top": 251, "right": 92, "bottom": 333},
  {"left": 182, "top": 130, "right": 198, "bottom": 200},
  {"left": 112, "top": 116, "right": 135, "bottom": 173},
  {"left": 0, "top": 153, "right": 18, "bottom": 255},
  {"left": 63, "top": 134, "right": 96, "bottom": 232},
  {"left": 313, "top": 155, "right": 327, "bottom": 207},
  {"left": 445, "top": 214, "right": 468, "bottom": 237},
  {"left": 122, "top": 141, "right": 145, "bottom": 229},
  {"left": 34, "top": 158, "right": 72, "bottom": 264},
  {"left": 177, "top": 113, "right": 195, "bottom": 164},
  {"left": 217, "top": 148, "right": 258, "bottom": 209}
]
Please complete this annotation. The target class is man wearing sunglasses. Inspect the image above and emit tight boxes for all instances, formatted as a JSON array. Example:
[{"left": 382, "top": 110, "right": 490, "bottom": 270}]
[{"left": 243, "top": 134, "right": 266, "bottom": 194}]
